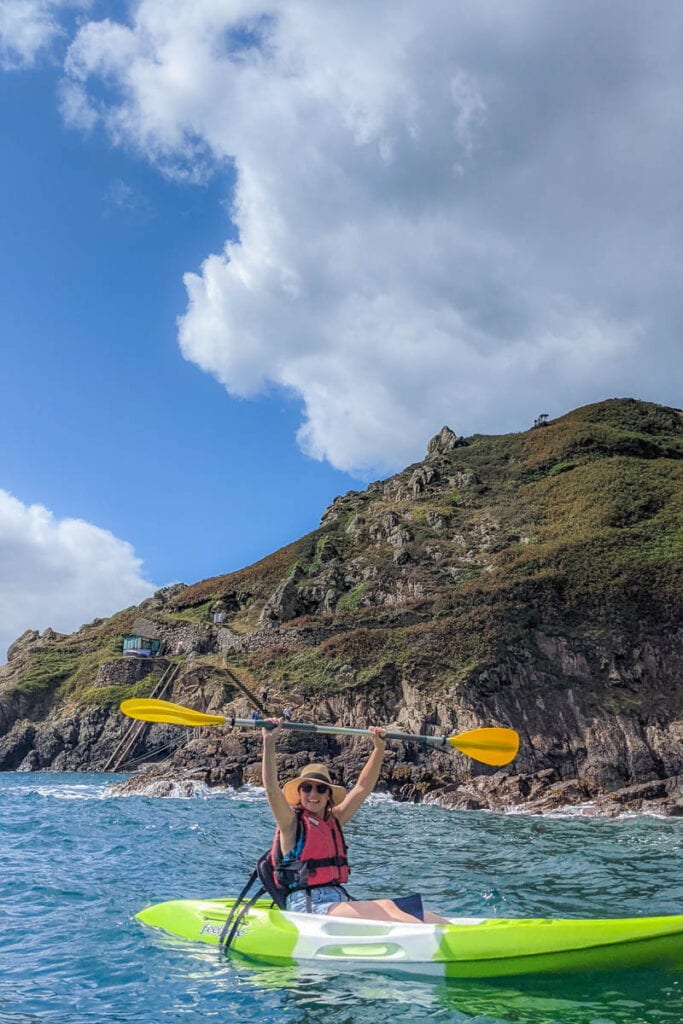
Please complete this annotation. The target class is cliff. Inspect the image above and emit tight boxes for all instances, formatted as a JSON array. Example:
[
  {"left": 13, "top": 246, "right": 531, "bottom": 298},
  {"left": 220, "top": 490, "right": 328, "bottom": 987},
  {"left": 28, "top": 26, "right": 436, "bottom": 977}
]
[{"left": 1, "top": 397, "right": 682, "bottom": 815}]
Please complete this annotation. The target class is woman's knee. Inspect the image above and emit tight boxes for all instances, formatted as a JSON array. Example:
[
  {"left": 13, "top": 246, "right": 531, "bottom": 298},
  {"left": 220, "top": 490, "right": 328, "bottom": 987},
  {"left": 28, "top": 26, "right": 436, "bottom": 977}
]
[
  {"left": 327, "top": 900, "right": 389, "bottom": 920},
  {"left": 367, "top": 899, "right": 416, "bottom": 921},
  {"left": 327, "top": 898, "right": 426, "bottom": 923}
]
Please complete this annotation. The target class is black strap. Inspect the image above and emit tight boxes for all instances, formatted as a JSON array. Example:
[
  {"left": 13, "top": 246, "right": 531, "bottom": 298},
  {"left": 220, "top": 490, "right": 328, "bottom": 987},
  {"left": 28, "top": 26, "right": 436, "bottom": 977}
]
[
  {"left": 219, "top": 850, "right": 291, "bottom": 954},
  {"left": 306, "top": 855, "right": 348, "bottom": 872},
  {"left": 218, "top": 869, "right": 258, "bottom": 949},
  {"left": 220, "top": 887, "right": 265, "bottom": 952}
]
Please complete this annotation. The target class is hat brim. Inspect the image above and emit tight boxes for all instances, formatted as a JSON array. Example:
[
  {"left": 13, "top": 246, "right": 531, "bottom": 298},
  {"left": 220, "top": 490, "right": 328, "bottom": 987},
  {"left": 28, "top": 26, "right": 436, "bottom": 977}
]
[{"left": 282, "top": 776, "right": 347, "bottom": 806}]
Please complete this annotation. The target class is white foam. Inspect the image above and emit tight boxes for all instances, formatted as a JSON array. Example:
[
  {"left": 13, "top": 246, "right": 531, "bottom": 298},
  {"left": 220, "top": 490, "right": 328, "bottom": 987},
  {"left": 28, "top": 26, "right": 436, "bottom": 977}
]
[
  {"left": 21, "top": 783, "right": 108, "bottom": 801},
  {"left": 502, "top": 799, "right": 673, "bottom": 821},
  {"left": 366, "top": 791, "right": 397, "bottom": 805},
  {"left": 103, "top": 779, "right": 267, "bottom": 801}
]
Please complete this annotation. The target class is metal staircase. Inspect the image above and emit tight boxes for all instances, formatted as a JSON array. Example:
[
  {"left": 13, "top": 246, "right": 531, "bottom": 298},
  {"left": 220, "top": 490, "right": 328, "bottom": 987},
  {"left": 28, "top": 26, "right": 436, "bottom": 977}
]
[{"left": 104, "top": 658, "right": 184, "bottom": 772}]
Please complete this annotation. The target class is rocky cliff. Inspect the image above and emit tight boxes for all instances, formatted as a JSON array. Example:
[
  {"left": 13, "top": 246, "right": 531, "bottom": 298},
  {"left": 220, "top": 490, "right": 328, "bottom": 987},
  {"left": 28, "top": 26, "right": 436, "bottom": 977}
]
[{"left": 1, "top": 398, "right": 682, "bottom": 815}]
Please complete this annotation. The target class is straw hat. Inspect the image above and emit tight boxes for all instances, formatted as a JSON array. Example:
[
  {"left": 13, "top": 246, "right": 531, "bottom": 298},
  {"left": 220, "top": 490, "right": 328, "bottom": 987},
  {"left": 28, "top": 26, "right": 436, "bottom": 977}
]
[{"left": 282, "top": 763, "right": 347, "bottom": 806}]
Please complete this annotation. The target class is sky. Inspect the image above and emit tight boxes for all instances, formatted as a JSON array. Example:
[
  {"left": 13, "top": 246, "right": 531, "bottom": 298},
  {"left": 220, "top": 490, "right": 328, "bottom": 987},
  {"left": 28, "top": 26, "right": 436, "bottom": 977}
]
[{"left": 1, "top": 1, "right": 682, "bottom": 662}]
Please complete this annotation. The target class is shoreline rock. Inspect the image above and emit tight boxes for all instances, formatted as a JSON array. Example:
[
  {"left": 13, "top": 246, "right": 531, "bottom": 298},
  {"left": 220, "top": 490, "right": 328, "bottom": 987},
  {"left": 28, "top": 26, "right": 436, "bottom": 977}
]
[
  {"left": 105, "top": 754, "right": 683, "bottom": 818},
  {"left": 427, "top": 770, "right": 683, "bottom": 817}
]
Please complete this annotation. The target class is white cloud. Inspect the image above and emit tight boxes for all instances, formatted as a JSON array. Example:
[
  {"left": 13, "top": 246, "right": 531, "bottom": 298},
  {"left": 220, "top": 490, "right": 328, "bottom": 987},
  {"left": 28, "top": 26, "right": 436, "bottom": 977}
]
[
  {"left": 35, "top": 2, "right": 683, "bottom": 471},
  {"left": 0, "top": 0, "right": 90, "bottom": 69},
  {"left": 0, "top": 490, "right": 156, "bottom": 664}
]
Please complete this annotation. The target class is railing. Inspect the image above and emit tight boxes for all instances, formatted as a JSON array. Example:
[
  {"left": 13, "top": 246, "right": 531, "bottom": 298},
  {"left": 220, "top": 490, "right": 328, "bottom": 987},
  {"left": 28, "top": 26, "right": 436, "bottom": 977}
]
[
  {"left": 104, "top": 658, "right": 184, "bottom": 772},
  {"left": 223, "top": 662, "right": 268, "bottom": 715}
]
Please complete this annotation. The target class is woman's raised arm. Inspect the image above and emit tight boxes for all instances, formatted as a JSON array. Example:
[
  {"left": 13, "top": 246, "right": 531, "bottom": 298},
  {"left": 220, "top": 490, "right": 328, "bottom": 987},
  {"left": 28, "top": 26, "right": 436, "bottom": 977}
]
[
  {"left": 333, "top": 726, "right": 386, "bottom": 826},
  {"left": 261, "top": 719, "right": 297, "bottom": 851}
]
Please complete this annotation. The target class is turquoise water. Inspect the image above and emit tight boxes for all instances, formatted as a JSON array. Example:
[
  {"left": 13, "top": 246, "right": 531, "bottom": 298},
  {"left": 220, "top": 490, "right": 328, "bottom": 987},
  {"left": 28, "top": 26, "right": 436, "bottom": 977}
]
[{"left": 1, "top": 772, "right": 682, "bottom": 1024}]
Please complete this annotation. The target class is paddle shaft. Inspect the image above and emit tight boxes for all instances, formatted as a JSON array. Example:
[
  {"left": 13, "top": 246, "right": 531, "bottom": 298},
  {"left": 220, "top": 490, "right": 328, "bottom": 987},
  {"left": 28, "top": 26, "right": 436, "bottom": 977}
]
[
  {"left": 119, "top": 699, "right": 519, "bottom": 763},
  {"left": 228, "top": 716, "right": 450, "bottom": 748}
]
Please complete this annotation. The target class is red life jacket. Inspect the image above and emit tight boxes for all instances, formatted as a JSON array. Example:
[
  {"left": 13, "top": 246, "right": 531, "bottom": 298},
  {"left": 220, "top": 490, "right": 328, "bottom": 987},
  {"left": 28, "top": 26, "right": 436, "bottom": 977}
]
[{"left": 270, "top": 809, "right": 349, "bottom": 891}]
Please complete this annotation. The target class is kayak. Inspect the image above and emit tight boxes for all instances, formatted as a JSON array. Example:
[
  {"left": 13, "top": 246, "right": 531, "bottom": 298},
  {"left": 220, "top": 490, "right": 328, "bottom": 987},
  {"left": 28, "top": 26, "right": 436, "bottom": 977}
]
[{"left": 136, "top": 898, "right": 683, "bottom": 978}]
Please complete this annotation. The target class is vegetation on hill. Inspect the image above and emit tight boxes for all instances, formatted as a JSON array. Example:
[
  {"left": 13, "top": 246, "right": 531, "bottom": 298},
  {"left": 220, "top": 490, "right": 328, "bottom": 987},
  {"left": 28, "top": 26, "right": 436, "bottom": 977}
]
[{"left": 149, "top": 399, "right": 681, "bottom": 703}]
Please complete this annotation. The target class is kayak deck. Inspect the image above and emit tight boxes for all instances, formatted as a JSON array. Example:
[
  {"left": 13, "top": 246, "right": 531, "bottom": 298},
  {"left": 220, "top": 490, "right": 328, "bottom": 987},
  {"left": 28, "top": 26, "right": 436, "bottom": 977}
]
[{"left": 136, "top": 898, "right": 683, "bottom": 978}]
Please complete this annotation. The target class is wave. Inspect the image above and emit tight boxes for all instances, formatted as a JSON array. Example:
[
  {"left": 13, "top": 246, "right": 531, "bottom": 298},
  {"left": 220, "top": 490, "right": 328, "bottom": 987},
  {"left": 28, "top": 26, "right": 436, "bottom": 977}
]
[
  {"left": 103, "top": 779, "right": 267, "bottom": 801},
  {"left": 504, "top": 800, "right": 674, "bottom": 821},
  {"left": 16, "top": 782, "right": 109, "bottom": 801}
]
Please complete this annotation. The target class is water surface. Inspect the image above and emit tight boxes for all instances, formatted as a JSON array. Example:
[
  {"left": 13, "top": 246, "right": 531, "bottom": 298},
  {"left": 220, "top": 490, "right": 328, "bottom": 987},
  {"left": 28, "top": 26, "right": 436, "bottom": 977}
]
[{"left": 1, "top": 772, "right": 681, "bottom": 1023}]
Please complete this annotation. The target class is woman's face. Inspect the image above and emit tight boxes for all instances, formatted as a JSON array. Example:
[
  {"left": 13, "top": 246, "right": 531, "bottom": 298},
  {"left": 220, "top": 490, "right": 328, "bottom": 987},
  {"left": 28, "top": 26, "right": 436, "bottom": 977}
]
[{"left": 298, "top": 781, "right": 331, "bottom": 816}]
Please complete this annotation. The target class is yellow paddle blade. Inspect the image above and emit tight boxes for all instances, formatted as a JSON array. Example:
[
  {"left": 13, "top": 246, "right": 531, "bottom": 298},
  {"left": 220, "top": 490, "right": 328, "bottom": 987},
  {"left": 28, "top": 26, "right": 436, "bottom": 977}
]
[
  {"left": 120, "top": 698, "right": 226, "bottom": 727},
  {"left": 448, "top": 727, "right": 519, "bottom": 767}
]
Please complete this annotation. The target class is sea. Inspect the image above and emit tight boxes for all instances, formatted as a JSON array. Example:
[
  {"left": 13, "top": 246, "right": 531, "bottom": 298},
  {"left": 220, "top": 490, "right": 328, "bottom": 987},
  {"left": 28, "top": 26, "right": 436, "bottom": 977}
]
[{"left": 1, "top": 771, "right": 682, "bottom": 1024}]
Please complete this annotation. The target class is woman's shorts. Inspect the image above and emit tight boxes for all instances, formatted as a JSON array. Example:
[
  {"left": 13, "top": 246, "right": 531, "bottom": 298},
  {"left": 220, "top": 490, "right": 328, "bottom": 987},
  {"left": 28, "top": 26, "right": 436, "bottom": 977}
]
[{"left": 286, "top": 885, "right": 350, "bottom": 916}]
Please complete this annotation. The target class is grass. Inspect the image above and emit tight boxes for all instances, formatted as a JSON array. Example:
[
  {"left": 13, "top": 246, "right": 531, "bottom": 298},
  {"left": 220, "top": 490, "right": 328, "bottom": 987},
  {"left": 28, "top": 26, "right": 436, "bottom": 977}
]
[
  {"left": 10, "top": 650, "right": 80, "bottom": 699},
  {"left": 77, "top": 677, "right": 159, "bottom": 708},
  {"left": 337, "top": 582, "right": 370, "bottom": 611},
  {"left": 167, "top": 599, "right": 214, "bottom": 624},
  {"left": 307, "top": 536, "right": 339, "bottom": 574}
]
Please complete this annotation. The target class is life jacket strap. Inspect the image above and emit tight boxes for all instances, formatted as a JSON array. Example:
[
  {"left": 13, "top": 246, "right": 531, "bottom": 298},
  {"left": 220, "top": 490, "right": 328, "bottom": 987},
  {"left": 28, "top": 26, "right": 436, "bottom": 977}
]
[{"left": 306, "top": 855, "right": 348, "bottom": 873}]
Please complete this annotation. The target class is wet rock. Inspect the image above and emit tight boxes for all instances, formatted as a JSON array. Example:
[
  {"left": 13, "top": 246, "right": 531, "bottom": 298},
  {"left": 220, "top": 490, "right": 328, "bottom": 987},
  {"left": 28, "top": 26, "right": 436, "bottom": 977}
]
[
  {"left": 428, "top": 785, "right": 488, "bottom": 811},
  {"left": 0, "top": 720, "right": 36, "bottom": 769},
  {"left": 522, "top": 779, "right": 597, "bottom": 814}
]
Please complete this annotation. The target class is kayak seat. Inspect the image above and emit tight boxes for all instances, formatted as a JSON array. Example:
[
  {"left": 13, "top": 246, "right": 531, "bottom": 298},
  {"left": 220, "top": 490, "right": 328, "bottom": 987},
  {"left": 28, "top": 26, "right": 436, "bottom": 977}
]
[{"left": 256, "top": 851, "right": 288, "bottom": 910}]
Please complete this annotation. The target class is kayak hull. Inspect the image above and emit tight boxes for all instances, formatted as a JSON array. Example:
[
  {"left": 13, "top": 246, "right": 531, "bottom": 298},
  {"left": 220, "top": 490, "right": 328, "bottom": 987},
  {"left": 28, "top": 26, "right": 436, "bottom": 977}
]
[{"left": 136, "top": 898, "right": 683, "bottom": 978}]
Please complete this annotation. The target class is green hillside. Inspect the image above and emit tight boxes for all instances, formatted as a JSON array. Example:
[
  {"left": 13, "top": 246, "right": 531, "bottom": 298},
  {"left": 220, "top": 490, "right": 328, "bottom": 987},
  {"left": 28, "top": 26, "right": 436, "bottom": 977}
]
[{"left": 160, "top": 398, "right": 682, "bottom": 700}]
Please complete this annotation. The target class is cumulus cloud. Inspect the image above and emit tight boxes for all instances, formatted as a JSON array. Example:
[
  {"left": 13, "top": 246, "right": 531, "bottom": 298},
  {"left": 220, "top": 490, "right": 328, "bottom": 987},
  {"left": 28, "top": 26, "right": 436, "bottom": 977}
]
[
  {"left": 0, "top": 0, "right": 90, "bottom": 69},
  {"left": 50, "top": 2, "right": 683, "bottom": 470},
  {"left": 0, "top": 490, "right": 156, "bottom": 663}
]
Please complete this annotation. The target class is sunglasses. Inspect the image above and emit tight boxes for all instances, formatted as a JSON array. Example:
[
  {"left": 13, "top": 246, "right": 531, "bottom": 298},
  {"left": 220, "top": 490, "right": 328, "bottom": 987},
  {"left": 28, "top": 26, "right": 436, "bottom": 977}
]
[{"left": 299, "top": 782, "right": 331, "bottom": 795}]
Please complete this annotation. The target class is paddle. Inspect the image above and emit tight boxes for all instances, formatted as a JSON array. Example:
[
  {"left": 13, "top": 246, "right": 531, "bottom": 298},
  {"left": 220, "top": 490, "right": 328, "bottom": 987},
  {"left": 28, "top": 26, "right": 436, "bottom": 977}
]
[{"left": 120, "top": 697, "right": 519, "bottom": 766}]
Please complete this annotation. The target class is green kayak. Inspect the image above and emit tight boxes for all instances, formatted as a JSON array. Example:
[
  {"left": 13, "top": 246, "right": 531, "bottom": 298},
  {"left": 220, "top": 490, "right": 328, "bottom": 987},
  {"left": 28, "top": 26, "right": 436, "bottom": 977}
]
[{"left": 136, "top": 898, "right": 683, "bottom": 978}]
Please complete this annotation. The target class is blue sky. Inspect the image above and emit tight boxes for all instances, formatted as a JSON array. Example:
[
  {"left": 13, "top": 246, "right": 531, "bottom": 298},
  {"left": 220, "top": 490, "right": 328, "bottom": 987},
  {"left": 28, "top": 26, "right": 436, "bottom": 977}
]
[
  {"left": 1, "top": 1, "right": 682, "bottom": 661},
  {"left": 1, "top": 66, "right": 353, "bottom": 580}
]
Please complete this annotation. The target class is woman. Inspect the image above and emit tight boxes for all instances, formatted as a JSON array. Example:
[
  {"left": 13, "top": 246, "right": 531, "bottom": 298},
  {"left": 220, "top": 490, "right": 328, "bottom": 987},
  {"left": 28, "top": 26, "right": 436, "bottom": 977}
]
[{"left": 262, "top": 718, "right": 447, "bottom": 923}]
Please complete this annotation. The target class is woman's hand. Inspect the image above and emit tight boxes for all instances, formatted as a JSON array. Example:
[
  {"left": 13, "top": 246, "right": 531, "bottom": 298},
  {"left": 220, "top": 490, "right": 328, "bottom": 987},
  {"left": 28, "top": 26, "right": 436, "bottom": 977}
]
[
  {"left": 368, "top": 725, "right": 387, "bottom": 752},
  {"left": 333, "top": 725, "right": 386, "bottom": 825},
  {"left": 262, "top": 717, "right": 283, "bottom": 744},
  {"left": 260, "top": 716, "right": 296, "bottom": 837}
]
